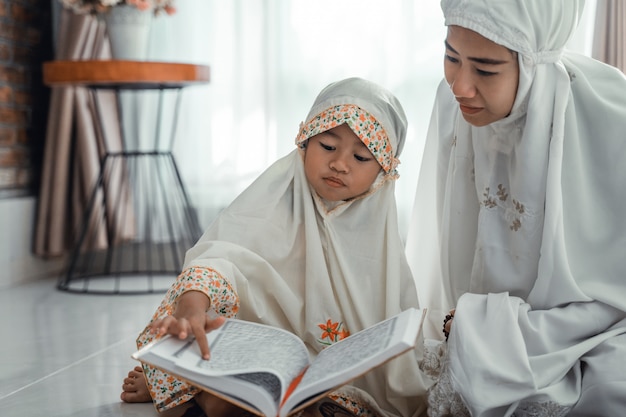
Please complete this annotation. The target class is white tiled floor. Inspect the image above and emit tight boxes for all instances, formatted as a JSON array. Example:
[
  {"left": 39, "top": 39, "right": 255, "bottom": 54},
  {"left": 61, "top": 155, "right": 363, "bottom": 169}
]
[{"left": 0, "top": 275, "right": 186, "bottom": 417}]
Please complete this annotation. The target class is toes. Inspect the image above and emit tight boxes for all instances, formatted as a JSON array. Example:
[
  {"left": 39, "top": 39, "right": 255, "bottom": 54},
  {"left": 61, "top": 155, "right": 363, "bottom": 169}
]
[
  {"left": 121, "top": 389, "right": 152, "bottom": 403},
  {"left": 127, "top": 366, "right": 144, "bottom": 378},
  {"left": 121, "top": 391, "right": 138, "bottom": 403},
  {"left": 123, "top": 377, "right": 136, "bottom": 385}
]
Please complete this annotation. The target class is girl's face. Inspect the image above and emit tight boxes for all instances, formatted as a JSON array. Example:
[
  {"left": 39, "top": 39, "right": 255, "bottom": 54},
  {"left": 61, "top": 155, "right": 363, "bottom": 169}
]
[
  {"left": 444, "top": 25, "right": 519, "bottom": 127},
  {"left": 304, "top": 123, "right": 382, "bottom": 201}
]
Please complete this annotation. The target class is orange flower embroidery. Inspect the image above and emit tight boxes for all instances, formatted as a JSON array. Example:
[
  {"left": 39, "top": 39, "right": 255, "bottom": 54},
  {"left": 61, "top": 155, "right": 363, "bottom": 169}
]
[
  {"left": 317, "top": 319, "right": 349, "bottom": 346},
  {"left": 319, "top": 319, "right": 339, "bottom": 340},
  {"left": 338, "top": 328, "right": 350, "bottom": 341}
]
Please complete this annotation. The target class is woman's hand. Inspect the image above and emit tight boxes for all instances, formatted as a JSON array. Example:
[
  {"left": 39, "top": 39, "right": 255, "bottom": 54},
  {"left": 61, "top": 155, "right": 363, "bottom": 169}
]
[
  {"left": 150, "top": 291, "right": 225, "bottom": 360},
  {"left": 443, "top": 308, "right": 455, "bottom": 341}
]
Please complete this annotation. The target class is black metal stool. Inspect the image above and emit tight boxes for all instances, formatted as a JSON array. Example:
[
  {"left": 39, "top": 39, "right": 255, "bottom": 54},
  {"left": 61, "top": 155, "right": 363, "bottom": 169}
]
[{"left": 43, "top": 61, "right": 210, "bottom": 294}]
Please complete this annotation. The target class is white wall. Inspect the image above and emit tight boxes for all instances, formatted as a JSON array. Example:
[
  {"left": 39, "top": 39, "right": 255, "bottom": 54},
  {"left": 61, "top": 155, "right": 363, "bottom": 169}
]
[{"left": 0, "top": 197, "right": 66, "bottom": 289}]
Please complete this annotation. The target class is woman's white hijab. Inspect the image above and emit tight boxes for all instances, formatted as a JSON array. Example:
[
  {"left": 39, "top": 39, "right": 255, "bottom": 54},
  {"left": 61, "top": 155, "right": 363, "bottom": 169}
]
[
  {"left": 185, "top": 77, "right": 428, "bottom": 417},
  {"left": 407, "top": 0, "right": 626, "bottom": 414}
]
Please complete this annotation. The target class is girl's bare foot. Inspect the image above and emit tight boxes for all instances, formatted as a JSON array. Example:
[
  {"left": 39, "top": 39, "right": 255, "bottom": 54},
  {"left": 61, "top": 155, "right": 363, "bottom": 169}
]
[{"left": 120, "top": 365, "right": 152, "bottom": 403}]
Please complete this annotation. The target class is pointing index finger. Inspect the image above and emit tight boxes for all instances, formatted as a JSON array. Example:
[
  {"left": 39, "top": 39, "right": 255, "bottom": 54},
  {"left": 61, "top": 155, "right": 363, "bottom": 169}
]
[{"left": 194, "top": 325, "right": 211, "bottom": 360}]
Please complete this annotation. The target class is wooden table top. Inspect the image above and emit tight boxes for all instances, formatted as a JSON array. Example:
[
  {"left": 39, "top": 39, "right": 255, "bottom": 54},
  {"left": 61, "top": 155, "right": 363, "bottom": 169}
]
[{"left": 43, "top": 60, "right": 210, "bottom": 89}]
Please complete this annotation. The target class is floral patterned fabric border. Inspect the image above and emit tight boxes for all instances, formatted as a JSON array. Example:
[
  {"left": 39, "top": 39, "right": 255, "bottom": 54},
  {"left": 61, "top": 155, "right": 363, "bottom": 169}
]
[{"left": 295, "top": 104, "right": 398, "bottom": 176}]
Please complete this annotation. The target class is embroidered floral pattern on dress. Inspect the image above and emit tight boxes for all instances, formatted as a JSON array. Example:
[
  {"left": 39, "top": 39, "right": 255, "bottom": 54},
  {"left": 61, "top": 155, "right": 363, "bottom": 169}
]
[
  {"left": 481, "top": 184, "right": 528, "bottom": 232},
  {"left": 295, "top": 104, "right": 398, "bottom": 175},
  {"left": 420, "top": 341, "right": 572, "bottom": 417},
  {"left": 136, "top": 267, "right": 239, "bottom": 411},
  {"left": 327, "top": 391, "right": 379, "bottom": 417},
  {"left": 418, "top": 340, "right": 447, "bottom": 380},
  {"left": 317, "top": 319, "right": 350, "bottom": 346},
  {"left": 418, "top": 341, "right": 470, "bottom": 417},
  {"left": 513, "top": 401, "right": 571, "bottom": 417}
]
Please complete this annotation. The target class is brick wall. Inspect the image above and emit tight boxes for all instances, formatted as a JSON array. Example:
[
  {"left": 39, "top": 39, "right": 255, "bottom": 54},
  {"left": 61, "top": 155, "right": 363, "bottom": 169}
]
[{"left": 0, "top": 0, "right": 53, "bottom": 198}]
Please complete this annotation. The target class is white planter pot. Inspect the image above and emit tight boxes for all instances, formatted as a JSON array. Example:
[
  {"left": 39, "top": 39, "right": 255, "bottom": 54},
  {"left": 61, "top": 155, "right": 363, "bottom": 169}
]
[{"left": 102, "top": 5, "right": 152, "bottom": 60}]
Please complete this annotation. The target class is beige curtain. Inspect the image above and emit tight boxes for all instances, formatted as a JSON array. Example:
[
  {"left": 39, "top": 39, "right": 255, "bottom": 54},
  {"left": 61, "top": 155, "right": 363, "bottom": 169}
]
[
  {"left": 592, "top": 0, "right": 626, "bottom": 72},
  {"left": 34, "top": 8, "right": 129, "bottom": 257}
]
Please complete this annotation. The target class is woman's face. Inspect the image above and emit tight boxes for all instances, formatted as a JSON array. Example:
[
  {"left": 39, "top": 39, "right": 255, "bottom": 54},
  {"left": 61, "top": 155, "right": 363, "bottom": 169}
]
[
  {"left": 444, "top": 25, "right": 519, "bottom": 127},
  {"left": 304, "top": 123, "right": 382, "bottom": 202}
]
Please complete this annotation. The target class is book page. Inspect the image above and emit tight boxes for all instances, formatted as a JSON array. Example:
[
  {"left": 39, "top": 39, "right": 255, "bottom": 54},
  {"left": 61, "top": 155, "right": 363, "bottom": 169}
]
[
  {"left": 177, "top": 320, "right": 310, "bottom": 381},
  {"left": 280, "top": 308, "right": 424, "bottom": 416},
  {"left": 298, "top": 315, "right": 396, "bottom": 385}
]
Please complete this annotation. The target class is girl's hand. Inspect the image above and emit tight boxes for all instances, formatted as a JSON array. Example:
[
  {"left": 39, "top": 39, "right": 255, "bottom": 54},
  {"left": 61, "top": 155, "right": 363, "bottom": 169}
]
[{"left": 150, "top": 291, "right": 226, "bottom": 359}]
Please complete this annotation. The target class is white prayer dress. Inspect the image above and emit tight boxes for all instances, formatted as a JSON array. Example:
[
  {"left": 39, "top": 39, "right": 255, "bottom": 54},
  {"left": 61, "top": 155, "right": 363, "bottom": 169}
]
[
  {"left": 138, "top": 77, "right": 430, "bottom": 417},
  {"left": 407, "top": 1, "right": 626, "bottom": 416}
]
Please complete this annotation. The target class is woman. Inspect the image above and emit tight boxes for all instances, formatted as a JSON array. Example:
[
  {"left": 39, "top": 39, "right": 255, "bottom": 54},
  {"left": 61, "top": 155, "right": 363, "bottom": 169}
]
[{"left": 407, "top": 0, "right": 626, "bottom": 415}]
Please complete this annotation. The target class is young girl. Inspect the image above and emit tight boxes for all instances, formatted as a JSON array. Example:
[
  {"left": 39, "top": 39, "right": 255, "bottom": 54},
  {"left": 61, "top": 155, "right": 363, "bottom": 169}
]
[
  {"left": 122, "top": 77, "right": 429, "bottom": 417},
  {"left": 407, "top": 0, "right": 626, "bottom": 415}
]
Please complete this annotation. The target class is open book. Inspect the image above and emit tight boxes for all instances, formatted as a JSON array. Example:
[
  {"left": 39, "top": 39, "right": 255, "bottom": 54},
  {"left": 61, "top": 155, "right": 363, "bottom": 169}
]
[{"left": 132, "top": 307, "right": 425, "bottom": 417}]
